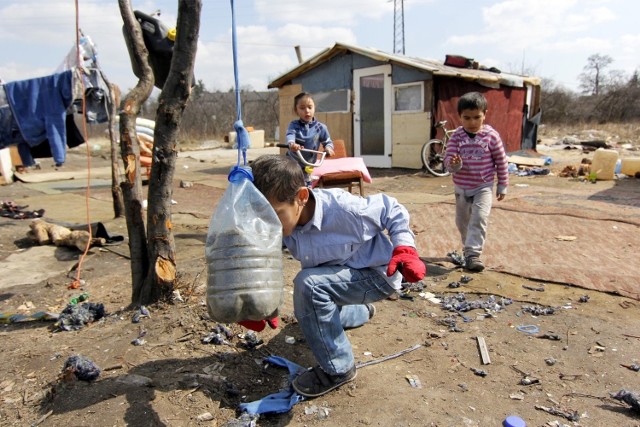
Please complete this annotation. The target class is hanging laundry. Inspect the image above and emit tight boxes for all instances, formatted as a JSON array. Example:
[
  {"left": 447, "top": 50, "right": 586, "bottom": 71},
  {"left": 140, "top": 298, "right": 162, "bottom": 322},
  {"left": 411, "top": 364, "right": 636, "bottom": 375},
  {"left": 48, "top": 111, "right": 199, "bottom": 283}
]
[{"left": 2, "top": 70, "right": 74, "bottom": 166}]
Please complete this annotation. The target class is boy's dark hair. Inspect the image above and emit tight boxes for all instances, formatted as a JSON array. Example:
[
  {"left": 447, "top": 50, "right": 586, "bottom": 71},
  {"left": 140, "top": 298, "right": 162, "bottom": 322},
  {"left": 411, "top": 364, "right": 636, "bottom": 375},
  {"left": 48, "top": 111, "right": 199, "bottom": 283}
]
[
  {"left": 293, "top": 92, "right": 313, "bottom": 111},
  {"left": 251, "top": 155, "right": 305, "bottom": 203},
  {"left": 457, "top": 92, "right": 488, "bottom": 113}
]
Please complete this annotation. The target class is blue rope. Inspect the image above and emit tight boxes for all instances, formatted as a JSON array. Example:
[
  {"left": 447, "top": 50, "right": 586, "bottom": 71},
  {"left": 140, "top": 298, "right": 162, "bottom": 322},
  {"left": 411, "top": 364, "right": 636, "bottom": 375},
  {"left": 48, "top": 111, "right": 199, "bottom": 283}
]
[{"left": 228, "top": 0, "right": 253, "bottom": 183}]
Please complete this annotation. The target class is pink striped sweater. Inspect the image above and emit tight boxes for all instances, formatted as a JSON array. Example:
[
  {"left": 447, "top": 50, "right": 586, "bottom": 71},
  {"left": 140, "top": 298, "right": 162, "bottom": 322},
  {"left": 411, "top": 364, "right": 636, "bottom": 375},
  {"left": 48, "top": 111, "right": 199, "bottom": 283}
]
[{"left": 444, "top": 124, "right": 509, "bottom": 194}]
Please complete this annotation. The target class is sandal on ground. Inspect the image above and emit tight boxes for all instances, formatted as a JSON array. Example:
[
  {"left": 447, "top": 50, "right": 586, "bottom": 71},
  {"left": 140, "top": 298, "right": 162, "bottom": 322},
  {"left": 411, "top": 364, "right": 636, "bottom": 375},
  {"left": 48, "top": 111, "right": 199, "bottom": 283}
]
[{"left": 292, "top": 365, "right": 357, "bottom": 398}]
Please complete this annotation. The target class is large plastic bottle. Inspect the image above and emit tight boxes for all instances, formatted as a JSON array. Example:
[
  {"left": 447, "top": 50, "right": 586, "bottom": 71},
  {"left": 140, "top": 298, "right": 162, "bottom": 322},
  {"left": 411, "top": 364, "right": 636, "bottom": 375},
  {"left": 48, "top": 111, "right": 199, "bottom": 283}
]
[{"left": 205, "top": 172, "right": 284, "bottom": 323}]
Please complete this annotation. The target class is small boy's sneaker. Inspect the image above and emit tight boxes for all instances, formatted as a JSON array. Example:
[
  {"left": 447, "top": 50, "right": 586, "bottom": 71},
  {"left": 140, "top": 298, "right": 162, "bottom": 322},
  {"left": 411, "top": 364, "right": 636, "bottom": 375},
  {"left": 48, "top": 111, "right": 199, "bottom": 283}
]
[
  {"left": 465, "top": 257, "right": 485, "bottom": 272},
  {"left": 366, "top": 303, "right": 376, "bottom": 319},
  {"left": 292, "top": 364, "right": 357, "bottom": 398}
]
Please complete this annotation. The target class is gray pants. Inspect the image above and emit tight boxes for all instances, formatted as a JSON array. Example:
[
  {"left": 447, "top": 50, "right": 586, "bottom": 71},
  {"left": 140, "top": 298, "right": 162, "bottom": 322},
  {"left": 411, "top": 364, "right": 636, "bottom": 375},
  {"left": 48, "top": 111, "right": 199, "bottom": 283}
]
[{"left": 454, "top": 186, "right": 493, "bottom": 258}]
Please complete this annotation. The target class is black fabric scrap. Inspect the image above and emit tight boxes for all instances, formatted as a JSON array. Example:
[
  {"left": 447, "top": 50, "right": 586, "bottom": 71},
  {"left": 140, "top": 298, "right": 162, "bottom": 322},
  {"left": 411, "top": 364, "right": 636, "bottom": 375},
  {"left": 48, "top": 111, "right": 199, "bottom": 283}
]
[
  {"left": 55, "top": 302, "right": 106, "bottom": 331},
  {"left": 63, "top": 355, "right": 101, "bottom": 381}
]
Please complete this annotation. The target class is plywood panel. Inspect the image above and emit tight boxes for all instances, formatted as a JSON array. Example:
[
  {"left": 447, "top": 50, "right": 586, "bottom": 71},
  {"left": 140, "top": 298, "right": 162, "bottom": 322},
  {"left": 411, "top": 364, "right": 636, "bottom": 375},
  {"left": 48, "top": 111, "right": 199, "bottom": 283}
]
[
  {"left": 391, "top": 112, "right": 430, "bottom": 169},
  {"left": 318, "top": 112, "right": 353, "bottom": 155},
  {"left": 278, "top": 84, "right": 302, "bottom": 146}
]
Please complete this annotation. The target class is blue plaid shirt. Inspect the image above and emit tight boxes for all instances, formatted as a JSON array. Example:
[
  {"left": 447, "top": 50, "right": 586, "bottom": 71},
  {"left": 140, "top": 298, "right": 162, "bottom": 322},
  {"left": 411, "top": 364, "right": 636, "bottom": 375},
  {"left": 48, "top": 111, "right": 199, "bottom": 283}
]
[{"left": 283, "top": 189, "right": 416, "bottom": 290}]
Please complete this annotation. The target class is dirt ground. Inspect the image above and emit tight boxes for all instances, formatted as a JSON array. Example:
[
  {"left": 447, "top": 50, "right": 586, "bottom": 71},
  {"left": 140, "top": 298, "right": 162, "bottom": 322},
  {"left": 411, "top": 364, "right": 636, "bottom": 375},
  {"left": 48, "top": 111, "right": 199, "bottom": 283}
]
[{"left": 1, "top": 138, "right": 639, "bottom": 427}]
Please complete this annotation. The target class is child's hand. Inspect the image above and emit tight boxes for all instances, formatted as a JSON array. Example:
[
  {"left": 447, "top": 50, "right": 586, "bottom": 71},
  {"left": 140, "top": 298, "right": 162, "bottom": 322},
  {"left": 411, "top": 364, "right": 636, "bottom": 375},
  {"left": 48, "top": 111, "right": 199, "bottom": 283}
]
[
  {"left": 325, "top": 147, "right": 335, "bottom": 157},
  {"left": 387, "top": 246, "right": 426, "bottom": 283},
  {"left": 450, "top": 154, "right": 462, "bottom": 166},
  {"left": 289, "top": 143, "right": 301, "bottom": 152}
]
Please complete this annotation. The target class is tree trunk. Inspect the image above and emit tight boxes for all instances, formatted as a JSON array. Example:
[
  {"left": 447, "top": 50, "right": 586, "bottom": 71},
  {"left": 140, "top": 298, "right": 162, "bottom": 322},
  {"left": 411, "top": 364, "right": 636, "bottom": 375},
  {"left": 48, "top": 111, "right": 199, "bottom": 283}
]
[
  {"left": 106, "top": 80, "right": 125, "bottom": 218},
  {"left": 141, "top": 0, "right": 201, "bottom": 303},
  {"left": 118, "top": 0, "right": 155, "bottom": 304}
]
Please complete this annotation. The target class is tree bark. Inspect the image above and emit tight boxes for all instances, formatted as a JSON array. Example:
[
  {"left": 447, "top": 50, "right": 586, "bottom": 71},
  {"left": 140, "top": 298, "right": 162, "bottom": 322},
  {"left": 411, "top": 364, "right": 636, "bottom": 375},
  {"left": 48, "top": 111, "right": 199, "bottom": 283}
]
[
  {"left": 141, "top": 0, "right": 201, "bottom": 303},
  {"left": 106, "top": 80, "right": 124, "bottom": 218},
  {"left": 118, "top": 0, "right": 154, "bottom": 304}
]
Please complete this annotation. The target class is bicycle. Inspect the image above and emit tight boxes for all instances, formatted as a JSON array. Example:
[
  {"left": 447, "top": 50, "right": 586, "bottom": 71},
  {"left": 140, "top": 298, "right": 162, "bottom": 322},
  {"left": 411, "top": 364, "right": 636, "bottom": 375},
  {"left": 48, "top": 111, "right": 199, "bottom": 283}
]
[{"left": 421, "top": 120, "right": 455, "bottom": 177}]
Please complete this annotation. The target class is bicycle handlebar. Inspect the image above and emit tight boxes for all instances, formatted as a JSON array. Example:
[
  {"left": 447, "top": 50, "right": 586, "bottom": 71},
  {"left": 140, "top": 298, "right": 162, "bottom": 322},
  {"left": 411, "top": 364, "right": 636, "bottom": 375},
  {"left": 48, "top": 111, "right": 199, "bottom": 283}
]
[{"left": 276, "top": 144, "right": 326, "bottom": 167}]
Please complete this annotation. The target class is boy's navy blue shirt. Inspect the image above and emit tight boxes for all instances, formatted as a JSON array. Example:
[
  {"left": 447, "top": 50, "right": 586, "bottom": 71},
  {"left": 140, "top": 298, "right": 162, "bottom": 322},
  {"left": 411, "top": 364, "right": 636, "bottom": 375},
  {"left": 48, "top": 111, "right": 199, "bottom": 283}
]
[{"left": 285, "top": 118, "right": 334, "bottom": 163}]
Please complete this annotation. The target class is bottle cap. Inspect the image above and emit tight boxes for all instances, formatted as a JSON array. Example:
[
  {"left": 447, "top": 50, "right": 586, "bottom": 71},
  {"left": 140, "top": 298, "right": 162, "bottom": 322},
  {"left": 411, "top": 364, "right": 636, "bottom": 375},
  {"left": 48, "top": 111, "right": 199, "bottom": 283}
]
[
  {"left": 167, "top": 28, "right": 176, "bottom": 41},
  {"left": 503, "top": 415, "right": 526, "bottom": 427}
]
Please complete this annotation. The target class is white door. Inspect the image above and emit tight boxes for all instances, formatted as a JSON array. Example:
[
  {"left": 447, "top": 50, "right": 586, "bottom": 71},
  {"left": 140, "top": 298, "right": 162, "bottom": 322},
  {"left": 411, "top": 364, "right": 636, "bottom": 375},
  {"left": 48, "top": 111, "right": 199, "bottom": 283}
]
[{"left": 353, "top": 65, "right": 392, "bottom": 168}]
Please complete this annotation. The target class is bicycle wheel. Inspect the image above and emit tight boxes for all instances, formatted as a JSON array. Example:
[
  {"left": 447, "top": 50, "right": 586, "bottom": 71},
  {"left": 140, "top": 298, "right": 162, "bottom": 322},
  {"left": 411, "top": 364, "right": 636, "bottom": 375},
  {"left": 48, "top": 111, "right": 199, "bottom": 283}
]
[{"left": 421, "top": 139, "right": 450, "bottom": 177}]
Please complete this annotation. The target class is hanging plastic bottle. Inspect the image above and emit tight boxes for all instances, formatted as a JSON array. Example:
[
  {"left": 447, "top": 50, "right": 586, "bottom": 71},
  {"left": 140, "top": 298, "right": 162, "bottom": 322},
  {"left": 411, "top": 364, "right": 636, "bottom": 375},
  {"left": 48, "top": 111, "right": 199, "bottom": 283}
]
[{"left": 205, "top": 167, "right": 284, "bottom": 323}]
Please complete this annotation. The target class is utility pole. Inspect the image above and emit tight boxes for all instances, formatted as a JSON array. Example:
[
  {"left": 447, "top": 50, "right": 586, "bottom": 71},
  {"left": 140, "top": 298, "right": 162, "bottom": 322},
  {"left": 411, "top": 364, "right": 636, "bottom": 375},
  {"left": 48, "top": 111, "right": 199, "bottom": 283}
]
[{"left": 393, "top": 0, "right": 405, "bottom": 55}]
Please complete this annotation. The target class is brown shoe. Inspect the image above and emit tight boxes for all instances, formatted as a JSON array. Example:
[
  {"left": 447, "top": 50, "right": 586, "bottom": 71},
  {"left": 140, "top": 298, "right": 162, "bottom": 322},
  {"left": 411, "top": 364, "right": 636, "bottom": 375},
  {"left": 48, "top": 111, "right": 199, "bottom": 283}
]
[{"left": 465, "top": 257, "right": 485, "bottom": 272}]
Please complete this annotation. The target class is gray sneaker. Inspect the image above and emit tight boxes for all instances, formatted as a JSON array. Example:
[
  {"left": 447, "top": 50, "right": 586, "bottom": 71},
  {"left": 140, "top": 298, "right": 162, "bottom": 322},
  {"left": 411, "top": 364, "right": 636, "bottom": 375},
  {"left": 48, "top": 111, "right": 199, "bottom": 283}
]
[{"left": 465, "top": 257, "right": 485, "bottom": 272}]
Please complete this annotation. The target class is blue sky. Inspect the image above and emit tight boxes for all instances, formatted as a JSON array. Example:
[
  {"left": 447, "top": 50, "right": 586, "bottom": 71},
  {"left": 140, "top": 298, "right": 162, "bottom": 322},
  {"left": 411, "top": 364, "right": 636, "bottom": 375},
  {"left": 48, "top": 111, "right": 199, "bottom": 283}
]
[{"left": 0, "top": 0, "right": 638, "bottom": 94}]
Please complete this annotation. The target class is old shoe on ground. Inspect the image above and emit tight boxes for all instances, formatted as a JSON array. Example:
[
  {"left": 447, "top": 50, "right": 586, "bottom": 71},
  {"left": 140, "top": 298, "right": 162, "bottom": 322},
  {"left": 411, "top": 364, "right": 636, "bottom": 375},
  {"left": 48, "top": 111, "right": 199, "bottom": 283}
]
[
  {"left": 292, "top": 365, "right": 357, "bottom": 398},
  {"left": 465, "top": 256, "right": 485, "bottom": 272}
]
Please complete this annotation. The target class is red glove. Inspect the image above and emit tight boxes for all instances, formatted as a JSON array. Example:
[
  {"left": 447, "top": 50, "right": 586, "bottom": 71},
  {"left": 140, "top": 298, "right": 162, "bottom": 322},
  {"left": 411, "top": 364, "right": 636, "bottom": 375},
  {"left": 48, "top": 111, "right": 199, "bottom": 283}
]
[
  {"left": 238, "top": 317, "right": 279, "bottom": 332},
  {"left": 386, "top": 246, "right": 426, "bottom": 283}
]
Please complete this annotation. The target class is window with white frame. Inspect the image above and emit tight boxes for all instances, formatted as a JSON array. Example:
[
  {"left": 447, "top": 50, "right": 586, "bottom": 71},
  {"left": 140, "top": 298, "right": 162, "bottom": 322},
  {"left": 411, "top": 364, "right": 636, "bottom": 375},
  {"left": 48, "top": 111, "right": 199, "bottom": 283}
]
[{"left": 393, "top": 82, "right": 423, "bottom": 112}]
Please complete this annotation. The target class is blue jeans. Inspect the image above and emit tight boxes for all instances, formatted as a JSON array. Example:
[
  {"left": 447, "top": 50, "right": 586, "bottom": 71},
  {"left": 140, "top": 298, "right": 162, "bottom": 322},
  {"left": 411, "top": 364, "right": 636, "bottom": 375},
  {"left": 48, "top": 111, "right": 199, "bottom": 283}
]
[{"left": 293, "top": 266, "right": 396, "bottom": 376}]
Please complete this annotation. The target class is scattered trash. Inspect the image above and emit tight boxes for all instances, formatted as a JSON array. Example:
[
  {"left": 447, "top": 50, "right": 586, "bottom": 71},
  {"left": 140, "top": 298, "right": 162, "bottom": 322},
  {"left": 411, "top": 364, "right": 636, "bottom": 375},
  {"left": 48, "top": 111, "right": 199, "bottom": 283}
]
[
  {"left": 504, "top": 415, "right": 526, "bottom": 427},
  {"left": 441, "top": 293, "right": 513, "bottom": 313},
  {"left": 304, "top": 404, "right": 331, "bottom": 419},
  {"left": 220, "top": 412, "right": 259, "bottom": 427},
  {"left": 514, "top": 183, "right": 529, "bottom": 187},
  {"left": 197, "top": 412, "right": 215, "bottom": 421},
  {"left": 579, "top": 295, "right": 590, "bottom": 303},
  {"left": 0, "top": 311, "right": 59, "bottom": 324},
  {"left": 458, "top": 383, "right": 468, "bottom": 392},
  {"left": 476, "top": 336, "right": 491, "bottom": 364},
  {"left": 522, "top": 284, "right": 545, "bottom": 292},
  {"left": 621, "top": 363, "right": 640, "bottom": 372},
  {"left": 521, "top": 305, "right": 556, "bottom": 316},
  {"left": 471, "top": 367, "right": 488, "bottom": 377},
  {"left": 132, "top": 305, "right": 150, "bottom": 323},
  {"left": 447, "top": 250, "right": 465, "bottom": 267},
  {"left": 545, "top": 357, "right": 557, "bottom": 366},
  {"left": 54, "top": 302, "right": 106, "bottom": 331},
  {"left": 509, "top": 393, "right": 525, "bottom": 400},
  {"left": 610, "top": 389, "right": 640, "bottom": 413},
  {"left": 418, "top": 292, "right": 441, "bottom": 304},
  {"left": 538, "top": 333, "right": 561, "bottom": 341},
  {"left": 534, "top": 405, "right": 580, "bottom": 422},
  {"left": 405, "top": 374, "right": 423, "bottom": 388},
  {"left": 447, "top": 281, "right": 462, "bottom": 288},
  {"left": 516, "top": 325, "right": 539, "bottom": 335},
  {"left": 172, "top": 290, "right": 184, "bottom": 302},
  {"left": 202, "top": 324, "right": 234, "bottom": 345},
  {"left": 131, "top": 338, "right": 146, "bottom": 346},
  {"left": 239, "top": 331, "right": 263, "bottom": 349},
  {"left": 284, "top": 336, "right": 296, "bottom": 344},
  {"left": 69, "top": 293, "right": 90, "bottom": 305},
  {"left": 554, "top": 235, "right": 577, "bottom": 241},
  {"left": 520, "top": 377, "right": 540, "bottom": 386},
  {"left": 460, "top": 275, "right": 473, "bottom": 283},
  {"left": 1, "top": 200, "right": 45, "bottom": 220},
  {"left": 62, "top": 355, "right": 101, "bottom": 382},
  {"left": 180, "top": 180, "right": 194, "bottom": 188}
]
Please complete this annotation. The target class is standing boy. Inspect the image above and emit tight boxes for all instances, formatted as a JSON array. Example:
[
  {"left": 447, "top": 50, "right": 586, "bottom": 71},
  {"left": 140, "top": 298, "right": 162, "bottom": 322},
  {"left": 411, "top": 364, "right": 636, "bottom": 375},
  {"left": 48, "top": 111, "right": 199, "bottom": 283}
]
[
  {"left": 444, "top": 91, "right": 509, "bottom": 272},
  {"left": 250, "top": 154, "right": 426, "bottom": 398}
]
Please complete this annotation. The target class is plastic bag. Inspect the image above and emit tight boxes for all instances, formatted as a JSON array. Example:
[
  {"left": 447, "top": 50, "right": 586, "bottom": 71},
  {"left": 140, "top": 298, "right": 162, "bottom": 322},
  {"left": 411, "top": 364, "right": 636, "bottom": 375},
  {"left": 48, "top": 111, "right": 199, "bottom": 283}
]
[{"left": 205, "top": 178, "right": 284, "bottom": 323}]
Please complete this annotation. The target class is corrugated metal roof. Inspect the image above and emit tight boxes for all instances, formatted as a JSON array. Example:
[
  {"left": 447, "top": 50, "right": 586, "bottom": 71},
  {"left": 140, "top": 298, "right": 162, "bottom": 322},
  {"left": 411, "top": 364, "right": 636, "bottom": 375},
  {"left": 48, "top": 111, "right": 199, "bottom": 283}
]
[{"left": 268, "top": 42, "right": 541, "bottom": 89}]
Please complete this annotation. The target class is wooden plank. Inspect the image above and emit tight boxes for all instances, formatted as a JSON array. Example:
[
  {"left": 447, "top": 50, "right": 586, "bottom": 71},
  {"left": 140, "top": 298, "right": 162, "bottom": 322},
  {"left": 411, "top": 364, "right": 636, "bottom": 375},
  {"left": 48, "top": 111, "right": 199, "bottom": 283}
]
[
  {"left": 392, "top": 112, "right": 430, "bottom": 169},
  {"left": 507, "top": 155, "right": 546, "bottom": 166},
  {"left": 477, "top": 336, "right": 491, "bottom": 365}
]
